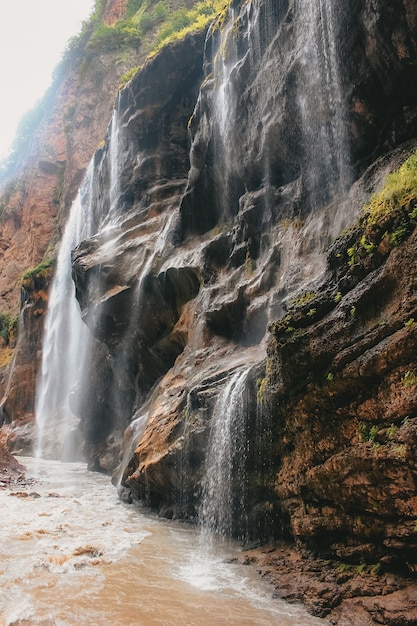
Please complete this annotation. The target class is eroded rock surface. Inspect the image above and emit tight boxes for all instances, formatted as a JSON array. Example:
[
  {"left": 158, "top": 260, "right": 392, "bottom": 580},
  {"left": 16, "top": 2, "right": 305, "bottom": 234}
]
[
  {"left": 2, "top": 0, "right": 417, "bottom": 622},
  {"left": 72, "top": 0, "right": 417, "bottom": 538}
]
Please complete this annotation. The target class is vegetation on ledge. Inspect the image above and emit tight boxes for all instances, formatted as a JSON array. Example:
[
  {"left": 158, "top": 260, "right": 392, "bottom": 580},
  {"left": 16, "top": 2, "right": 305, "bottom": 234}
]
[
  {"left": 21, "top": 259, "right": 55, "bottom": 290},
  {"left": 151, "top": 1, "right": 231, "bottom": 54},
  {"left": 0, "top": 312, "right": 18, "bottom": 346},
  {"left": 271, "top": 148, "right": 417, "bottom": 340}
]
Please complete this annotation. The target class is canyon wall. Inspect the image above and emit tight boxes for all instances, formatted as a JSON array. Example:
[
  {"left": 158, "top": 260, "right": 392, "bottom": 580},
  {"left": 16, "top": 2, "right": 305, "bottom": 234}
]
[
  {"left": 64, "top": 0, "right": 417, "bottom": 571},
  {"left": 1, "top": 0, "right": 417, "bottom": 601}
]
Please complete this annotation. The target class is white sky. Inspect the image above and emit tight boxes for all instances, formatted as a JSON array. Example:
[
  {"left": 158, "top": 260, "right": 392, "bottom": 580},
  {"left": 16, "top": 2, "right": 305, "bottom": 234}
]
[{"left": 0, "top": 0, "right": 95, "bottom": 160}]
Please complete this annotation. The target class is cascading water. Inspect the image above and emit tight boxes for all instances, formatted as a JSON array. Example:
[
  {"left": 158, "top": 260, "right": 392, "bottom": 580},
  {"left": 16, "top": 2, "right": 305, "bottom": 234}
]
[
  {"left": 212, "top": 7, "right": 242, "bottom": 217},
  {"left": 35, "top": 172, "right": 95, "bottom": 461},
  {"left": 297, "top": 0, "right": 351, "bottom": 207},
  {"left": 104, "top": 104, "right": 124, "bottom": 226},
  {"left": 194, "top": 0, "right": 354, "bottom": 537},
  {"left": 35, "top": 100, "right": 130, "bottom": 461},
  {"left": 199, "top": 367, "right": 250, "bottom": 540}
]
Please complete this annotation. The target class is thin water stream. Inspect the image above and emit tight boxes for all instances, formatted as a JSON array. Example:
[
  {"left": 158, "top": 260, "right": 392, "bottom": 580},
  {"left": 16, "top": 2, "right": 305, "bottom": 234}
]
[{"left": 0, "top": 457, "right": 325, "bottom": 626}]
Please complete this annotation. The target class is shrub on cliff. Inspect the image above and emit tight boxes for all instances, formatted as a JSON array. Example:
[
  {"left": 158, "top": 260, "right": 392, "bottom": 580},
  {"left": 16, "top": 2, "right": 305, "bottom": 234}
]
[
  {"left": 0, "top": 313, "right": 18, "bottom": 346},
  {"left": 21, "top": 259, "right": 55, "bottom": 290}
]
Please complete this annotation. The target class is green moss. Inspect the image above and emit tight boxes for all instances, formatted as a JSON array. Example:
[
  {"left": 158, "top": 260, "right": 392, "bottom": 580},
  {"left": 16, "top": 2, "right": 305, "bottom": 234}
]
[
  {"left": 291, "top": 291, "right": 316, "bottom": 307},
  {"left": 256, "top": 376, "right": 268, "bottom": 404},
  {"left": 363, "top": 149, "right": 417, "bottom": 225},
  {"left": 403, "top": 370, "right": 417, "bottom": 388},
  {"left": 386, "top": 424, "right": 397, "bottom": 439},
  {"left": 359, "top": 422, "right": 379, "bottom": 443},
  {"left": 360, "top": 235, "right": 376, "bottom": 253},
  {"left": 119, "top": 65, "right": 141, "bottom": 88},
  {"left": 22, "top": 259, "right": 55, "bottom": 288},
  {"left": 390, "top": 222, "right": 409, "bottom": 246}
]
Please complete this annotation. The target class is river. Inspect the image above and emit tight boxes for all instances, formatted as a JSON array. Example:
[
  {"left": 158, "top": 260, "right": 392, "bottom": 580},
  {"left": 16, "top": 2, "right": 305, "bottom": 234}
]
[{"left": 0, "top": 458, "right": 325, "bottom": 625}]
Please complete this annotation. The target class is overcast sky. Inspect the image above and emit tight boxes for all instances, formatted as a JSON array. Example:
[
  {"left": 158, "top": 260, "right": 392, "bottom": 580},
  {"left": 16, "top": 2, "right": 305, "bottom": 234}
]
[{"left": 0, "top": 0, "right": 95, "bottom": 160}]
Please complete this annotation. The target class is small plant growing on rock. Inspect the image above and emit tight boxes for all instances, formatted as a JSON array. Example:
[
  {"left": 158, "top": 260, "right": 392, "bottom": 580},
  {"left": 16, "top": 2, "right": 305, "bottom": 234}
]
[
  {"left": 403, "top": 370, "right": 417, "bottom": 387},
  {"left": 386, "top": 424, "right": 397, "bottom": 439},
  {"left": 403, "top": 370, "right": 417, "bottom": 388},
  {"left": 359, "top": 422, "right": 379, "bottom": 443},
  {"left": 363, "top": 149, "right": 417, "bottom": 223},
  {"left": 291, "top": 291, "right": 316, "bottom": 307},
  {"left": 0, "top": 312, "right": 18, "bottom": 345},
  {"left": 390, "top": 222, "right": 409, "bottom": 246},
  {"left": 360, "top": 235, "right": 376, "bottom": 253},
  {"left": 347, "top": 246, "right": 356, "bottom": 266},
  {"left": 22, "top": 259, "right": 55, "bottom": 289},
  {"left": 119, "top": 66, "right": 140, "bottom": 88}
]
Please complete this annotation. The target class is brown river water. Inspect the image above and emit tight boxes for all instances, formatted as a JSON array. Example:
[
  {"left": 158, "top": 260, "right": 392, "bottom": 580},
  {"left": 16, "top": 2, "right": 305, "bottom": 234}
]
[{"left": 0, "top": 458, "right": 325, "bottom": 625}]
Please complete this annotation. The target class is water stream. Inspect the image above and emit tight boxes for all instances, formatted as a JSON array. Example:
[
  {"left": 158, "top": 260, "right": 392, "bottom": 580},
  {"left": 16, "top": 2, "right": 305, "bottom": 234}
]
[
  {"left": 0, "top": 457, "right": 325, "bottom": 626},
  {"left": 200, "top": 367, "right": 251, "bottom": 541},
  {"left": 297, "top": 0, "right": 351, "bottom": 206},
  {"left": 35, "top": 177, "right": 95, "bottom": 462}
]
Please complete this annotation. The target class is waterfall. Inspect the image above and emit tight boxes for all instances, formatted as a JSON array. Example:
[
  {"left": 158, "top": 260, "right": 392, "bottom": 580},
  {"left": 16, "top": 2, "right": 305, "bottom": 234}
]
[
  {"left": 297, "top": 0, "right": 351, "bottom": 207},
  {"left": 35, "top": 103, "right": 126, "bottom": 460},
  {"left": 199, "top": 367, "right": 250, "bottom": 540},
  {"left": 35, "top": 95, "right": 176, "bottom": 462},
  {"left": 211, "top": 7, "right": 242, "bottom": 217},
  {"left": 104, "top": 105, "right": 124, "bottom": 226},
  {"left": 35, "top": 172, "right": 95, "bottom": 461}
]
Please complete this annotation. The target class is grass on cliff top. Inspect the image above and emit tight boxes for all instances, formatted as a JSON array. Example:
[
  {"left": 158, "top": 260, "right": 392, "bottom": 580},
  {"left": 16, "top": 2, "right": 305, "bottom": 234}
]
[
  {"left": 150, "top": 0, "right": 231, "bottom": 55},
  {"left": 88, "top": 0, "right": 231, "bottom": 57},
  {"left": 363, "top": 149, "right": 417, "bottom": 224}
]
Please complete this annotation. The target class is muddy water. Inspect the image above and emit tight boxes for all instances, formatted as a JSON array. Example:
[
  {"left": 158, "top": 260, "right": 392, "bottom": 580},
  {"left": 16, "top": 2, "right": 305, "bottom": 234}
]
[{"left": 0, "top": 458, "right": 324, "bottom": 625}]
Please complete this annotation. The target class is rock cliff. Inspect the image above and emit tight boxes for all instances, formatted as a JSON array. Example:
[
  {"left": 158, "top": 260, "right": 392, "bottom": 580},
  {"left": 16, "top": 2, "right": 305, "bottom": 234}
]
[
  {"left": 70, "top": 1, "right": 417, "bottom": 619},
  {"left": 1, "top": 0, "right": 417, "bottom": 622}
]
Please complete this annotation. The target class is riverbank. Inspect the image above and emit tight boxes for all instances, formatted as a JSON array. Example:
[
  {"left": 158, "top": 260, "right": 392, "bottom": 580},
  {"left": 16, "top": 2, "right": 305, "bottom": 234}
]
[
  {"left": 239, "top": 544, "right": 417, "bottom": 625},
  {"left": 0, "top": 444, "right": 27, "bottom": 487}
]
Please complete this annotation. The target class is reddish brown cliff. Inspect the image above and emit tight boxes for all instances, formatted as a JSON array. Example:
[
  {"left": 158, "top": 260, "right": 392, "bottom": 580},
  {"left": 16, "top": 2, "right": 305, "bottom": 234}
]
[{"left": 0, "top": 0, "right": 146, "bottom": 438}]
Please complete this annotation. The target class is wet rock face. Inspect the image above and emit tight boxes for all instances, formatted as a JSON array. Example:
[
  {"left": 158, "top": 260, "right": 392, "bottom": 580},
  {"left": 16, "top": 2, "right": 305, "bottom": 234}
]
[
  {"left": 180, "top": 0, "right": 417, "bottom": 238},
  {"left": 70, "top": 0, "right": 417, "bottom": 558},
  {"left": 265, "top": 186, "right": 417, "bottom": 567},
  {"left": 70, "top": 32, "right": 207, "bottom": 468}
]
